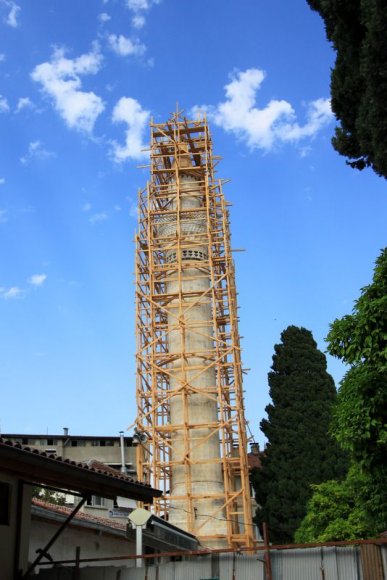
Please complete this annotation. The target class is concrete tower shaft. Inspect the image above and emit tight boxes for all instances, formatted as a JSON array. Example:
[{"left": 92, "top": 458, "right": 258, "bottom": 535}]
[
  {"left": 135, "top": 113, "right": 254, "bottom": 549},
  {"left": 161, "top": 165, "right": 227, "bottom": 539}
]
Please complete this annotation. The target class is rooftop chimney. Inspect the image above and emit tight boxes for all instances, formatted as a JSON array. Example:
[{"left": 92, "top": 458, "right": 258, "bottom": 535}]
[{"left": 63, "top": 427, "right": 69, "bottom": 436}]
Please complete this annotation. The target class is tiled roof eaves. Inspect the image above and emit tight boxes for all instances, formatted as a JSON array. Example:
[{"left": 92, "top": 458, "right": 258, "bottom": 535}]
[
  {"left": 0, "top": 437, "right": 161, "bottom": 501},
  {"left": 0, "top": 437, "right": 143, "bottom": 484},
  {"left": 32, "top": 499, "right": 128, "bottom": 538}
]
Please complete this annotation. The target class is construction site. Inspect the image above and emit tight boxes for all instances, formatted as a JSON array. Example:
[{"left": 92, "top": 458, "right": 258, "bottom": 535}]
[
  {"left": 2, "top": 114, "right": 386, "bottom": 580},
  {"left": 2, "top": 0, "right": 387, "bottom": 575},
  {"left": 134, "top": 111, "right": 254, "bottom": 550}
]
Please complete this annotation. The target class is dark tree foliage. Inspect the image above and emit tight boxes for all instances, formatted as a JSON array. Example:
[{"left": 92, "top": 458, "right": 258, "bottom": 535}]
[
  {"left": 252, "top": 326, "right": 348, "bottom": 544},
  {"left": 307, "top": 0, "right": 387, "bottom": 179}
]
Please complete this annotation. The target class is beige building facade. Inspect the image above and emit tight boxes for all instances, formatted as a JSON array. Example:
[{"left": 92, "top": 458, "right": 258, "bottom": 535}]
[{"left": 2, "top": 432, "right": 137, "bottom": 474}]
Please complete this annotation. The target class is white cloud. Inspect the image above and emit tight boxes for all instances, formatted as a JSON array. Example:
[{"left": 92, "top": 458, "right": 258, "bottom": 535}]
[
  {"left": 28, "top": 273, "right": 47, "bottom": 287},
  {"left": 82, "top": 202, "right": 92, "bottom": 212},
  {"left": 1, "top": 0, "right": 20, "bottom": 28},
  {"left": 89, "top": 212, "right": 108, "bottom": 224},
  {"left": 276, "top": 98, "right": 333, "bottom": 142},
  {"left": 193, "top": 68, "right": 333, "bottom": 152},
  {"left": 125, "top": 0, "right": 160, "bottom": 29},
  {"left": 31, "top": 46, "right": 105, "bottom": 134},
  {"left": 0, "top": 209, "right": 8, "bottom": 223},
  {"left": 0, "top": 95, "right": 9, "bottom": 113},
  {"left": 0, "top": 178, "right": 5, "bottom": 185},
  {"left": 1, "top": 286, "right": 23, "bottom": 299},
  {"left": 0, "top": 53, "right": 5, "bottom": 62},
  {"left": 108, "top": 34, "right": 146, "bottom": 57},
  {"left": 15, "top": 96, "right": 34, "bottom": 113},
  {"left": 132, "top": 14, "right": 145, "bottom": 29},
  {"left": 127, "top": 0, "right": 149, "bottom": 8},
  {"left": 111, "top": 96, "right": 150, "bottom": 162},
  {"left": 20, "top": 141, "right": 55, "bottom": 164},
  {"left": 98, "top": 12, "right": 111, "bottom": 23}
]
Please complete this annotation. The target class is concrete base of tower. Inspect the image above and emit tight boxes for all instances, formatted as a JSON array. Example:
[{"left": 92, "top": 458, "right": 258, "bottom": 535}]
[{"left": 169, "top": 481, "right": 229, "bottom": 548}]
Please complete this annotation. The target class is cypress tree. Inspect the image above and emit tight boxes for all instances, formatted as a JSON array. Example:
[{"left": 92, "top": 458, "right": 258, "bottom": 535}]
[
  {"left": 307, "top": 0, "right": 387, "bottom": 179},
  {"left": 252, "top": 326, "right": 347, "bottom": 544}
]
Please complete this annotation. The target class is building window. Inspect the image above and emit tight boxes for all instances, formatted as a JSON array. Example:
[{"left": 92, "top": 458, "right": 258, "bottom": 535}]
[
  {"left": 70, "top": 440, "right": 86, "bottom": 447},
  {"left": 0, "top": 482, "right": 10, "bottom": 525},
  {"left": 91, "top": 439, "right": 115, "bottom": 447},
  {"left": 47, "top": 439, "right": 57, "bottom": 446},
  {"left": 86, "top": 495, "right": 105, "bottom": 508}
]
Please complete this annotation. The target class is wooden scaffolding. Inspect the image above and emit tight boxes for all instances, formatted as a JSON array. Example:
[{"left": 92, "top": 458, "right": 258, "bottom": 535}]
[{"left": 135, "top": 112, "right": 254, "bottom": 549}]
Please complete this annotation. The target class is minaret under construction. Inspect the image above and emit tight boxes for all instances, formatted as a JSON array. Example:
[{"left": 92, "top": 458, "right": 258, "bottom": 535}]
[{"left": 135, "top": 112, "right": 254, "bottom": 549}]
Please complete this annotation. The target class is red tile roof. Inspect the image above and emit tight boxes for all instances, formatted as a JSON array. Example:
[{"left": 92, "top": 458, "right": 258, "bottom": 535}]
[
  {"left": 247, "top": 452, "right": 262, "bottom": 470},
  {"left": 32, "top": 498, "right": 127, "bottom": 533},
  {"left": 86, "top": 459, "right": 132, "bottom": 478}
]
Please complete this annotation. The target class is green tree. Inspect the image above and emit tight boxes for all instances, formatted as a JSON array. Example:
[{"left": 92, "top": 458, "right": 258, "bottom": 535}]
[
  {"left": 295, "top": 465, "right": 375, "bottom": 542},
  {"left": 307, "top": 0, "right": 387, "bottom": 179},
  {"left": 252, "top": 326, "right": 347, "bottom": 544},
  {"left": 297, "top": 248, "right": 387, "bottom": 541},
  {"left": 32, "top": 486, "right": 66, "bottom": 506},
  {"left": 327, "top": 247, "right": 387, "bottom": 474}
]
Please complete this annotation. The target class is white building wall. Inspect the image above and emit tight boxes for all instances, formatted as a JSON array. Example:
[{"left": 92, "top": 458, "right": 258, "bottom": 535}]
[{"left": 30, "top": 518, "right": 136, "bottom": 569}]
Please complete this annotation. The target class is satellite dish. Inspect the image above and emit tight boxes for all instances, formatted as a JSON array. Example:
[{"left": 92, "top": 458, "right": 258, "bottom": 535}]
[{"left": 128, "top": 508, "right": 152, "bottom": 527}]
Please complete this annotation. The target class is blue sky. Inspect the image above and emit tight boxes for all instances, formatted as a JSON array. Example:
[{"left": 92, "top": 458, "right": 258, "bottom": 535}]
[{"left": 0, "top": 0, "right": 385, "bottom": 444}]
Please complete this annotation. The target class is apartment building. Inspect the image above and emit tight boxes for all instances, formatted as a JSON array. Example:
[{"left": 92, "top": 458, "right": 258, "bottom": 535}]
[{"left": 2, "top": 430, "right": 136, "bottom": 474}]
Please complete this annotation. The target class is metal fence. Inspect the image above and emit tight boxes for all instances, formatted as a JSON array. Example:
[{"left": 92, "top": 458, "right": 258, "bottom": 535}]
[{"left": 36, "top": 544, "right": 387, "bottom": 580}]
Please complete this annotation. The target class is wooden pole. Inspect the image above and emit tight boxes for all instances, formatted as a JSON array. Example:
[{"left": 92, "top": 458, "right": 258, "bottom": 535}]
[{"left": 263, "top": 522, "right": 273, "bottom": 580}]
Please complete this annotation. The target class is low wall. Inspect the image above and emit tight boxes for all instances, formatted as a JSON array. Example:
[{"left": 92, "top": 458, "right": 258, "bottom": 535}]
[
  {"left": 31, "top": 517, "right": 135, "bottom": 571},
  {"left": 36, "top": 544, "right": 387, "bottom": 580}
]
